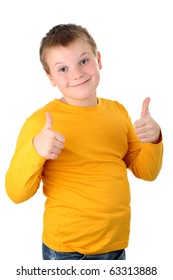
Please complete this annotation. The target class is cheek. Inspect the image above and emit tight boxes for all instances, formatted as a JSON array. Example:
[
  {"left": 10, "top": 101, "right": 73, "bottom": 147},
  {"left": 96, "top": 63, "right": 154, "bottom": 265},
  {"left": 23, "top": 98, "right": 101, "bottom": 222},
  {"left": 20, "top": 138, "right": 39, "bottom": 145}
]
[
  {"left": 90, "top": 66, "right": 100, "bottom": 81},
  {"left": 88, "top": 61, "right": 100, "bottom": 75},
  {"left": 54, "top": 76, "right": 68, "bottom": 88}
]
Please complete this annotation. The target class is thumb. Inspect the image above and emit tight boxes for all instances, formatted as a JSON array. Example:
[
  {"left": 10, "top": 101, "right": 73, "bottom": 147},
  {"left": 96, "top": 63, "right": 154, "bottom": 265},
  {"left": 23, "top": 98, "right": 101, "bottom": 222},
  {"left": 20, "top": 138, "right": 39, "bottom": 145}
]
[
  {"left": 141, "top": 97, "right": 151, "bottom": 118},
  {"left": 44, "top": 112, "right": 53, "bottom": 129}
]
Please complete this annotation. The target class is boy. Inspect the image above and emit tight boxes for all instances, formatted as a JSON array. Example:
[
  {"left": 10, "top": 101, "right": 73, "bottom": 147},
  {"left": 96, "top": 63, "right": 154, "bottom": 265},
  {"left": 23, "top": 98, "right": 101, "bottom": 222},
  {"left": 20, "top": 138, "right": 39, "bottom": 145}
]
[{"left": 5, "top": 24, "right": 163, "bottom": 260}]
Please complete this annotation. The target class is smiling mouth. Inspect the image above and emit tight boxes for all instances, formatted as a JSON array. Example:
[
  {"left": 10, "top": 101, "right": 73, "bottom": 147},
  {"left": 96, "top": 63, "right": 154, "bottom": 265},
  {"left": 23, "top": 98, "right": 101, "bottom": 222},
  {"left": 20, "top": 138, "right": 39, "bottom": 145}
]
[{"left": 71, "top": 78, "right": 90, "bottom": 87}]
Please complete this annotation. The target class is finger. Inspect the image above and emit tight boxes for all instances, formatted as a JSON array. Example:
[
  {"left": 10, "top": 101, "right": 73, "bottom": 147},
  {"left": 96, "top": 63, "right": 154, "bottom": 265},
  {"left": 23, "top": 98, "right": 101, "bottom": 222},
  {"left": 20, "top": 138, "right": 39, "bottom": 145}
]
[
  {"left": 141, "top": 97, "right": 151, "bottom": 118},
  {"left": 55, "top": 132, "right": 66, "bottom": 143},
  {"left": 135, "top": 126, "right": 146, "bottom": 135},
  {"left": 138, "top": 137, "right": 150, "bottom": 143},
  {"left": 51, "top": 146, "right": 62, "bottom": 155},
  {"left": 48, "top": 153, "right": 59, "bottom": 160},
  {"left": 46, "top": 147, "right": 62, "bottom": 160},
  {"left": 54, "top": 140, "right": 64, "bottom": 149},
  {"left": 134, "top": 118, "right": 146, "bottom": 129},
  {"left": 138, "top": 135, "right": 157, "bottom": 143},
  {"left": 45, "top": 112, "right": 53, "bottom": 129}
]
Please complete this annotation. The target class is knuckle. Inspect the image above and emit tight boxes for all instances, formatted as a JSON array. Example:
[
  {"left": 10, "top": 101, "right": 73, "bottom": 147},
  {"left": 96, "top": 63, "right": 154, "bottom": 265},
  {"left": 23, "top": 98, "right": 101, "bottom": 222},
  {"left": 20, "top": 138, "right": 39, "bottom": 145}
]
[{"left": 59, "top": 142, "right": 64, "bottom": 149}]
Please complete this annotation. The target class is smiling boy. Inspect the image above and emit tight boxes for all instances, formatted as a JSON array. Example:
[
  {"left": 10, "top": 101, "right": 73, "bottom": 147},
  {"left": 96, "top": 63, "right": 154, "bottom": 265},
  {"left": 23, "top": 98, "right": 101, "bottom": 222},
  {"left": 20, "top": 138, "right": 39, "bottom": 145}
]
[{"left": 5, "top": 24, "right": 163, "bottom": 260}]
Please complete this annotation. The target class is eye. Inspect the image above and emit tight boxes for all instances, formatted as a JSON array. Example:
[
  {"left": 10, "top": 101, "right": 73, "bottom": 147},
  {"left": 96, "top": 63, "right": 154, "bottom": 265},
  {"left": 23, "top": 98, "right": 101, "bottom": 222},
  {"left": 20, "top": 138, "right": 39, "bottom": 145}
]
[
  {"left": 80, "top": 59, "right": 89, "bottom": 65},
  {"left": 59, "top": 66, "right": 68, "bottom": 73}
]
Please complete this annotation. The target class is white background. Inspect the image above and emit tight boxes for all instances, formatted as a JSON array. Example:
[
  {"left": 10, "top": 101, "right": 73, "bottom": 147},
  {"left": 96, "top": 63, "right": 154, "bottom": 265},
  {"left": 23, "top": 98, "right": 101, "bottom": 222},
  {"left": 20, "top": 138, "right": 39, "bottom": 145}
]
[{"left": 0, "top": 0, "right": 172, "bottom": 279}]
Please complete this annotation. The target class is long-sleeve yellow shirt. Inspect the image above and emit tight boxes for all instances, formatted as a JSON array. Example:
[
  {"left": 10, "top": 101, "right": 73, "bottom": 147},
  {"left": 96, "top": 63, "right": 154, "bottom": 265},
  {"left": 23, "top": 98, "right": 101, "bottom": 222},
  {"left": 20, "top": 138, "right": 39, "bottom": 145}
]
[{"left": 5, "top": 98, "right": 163, "bottom": 254}]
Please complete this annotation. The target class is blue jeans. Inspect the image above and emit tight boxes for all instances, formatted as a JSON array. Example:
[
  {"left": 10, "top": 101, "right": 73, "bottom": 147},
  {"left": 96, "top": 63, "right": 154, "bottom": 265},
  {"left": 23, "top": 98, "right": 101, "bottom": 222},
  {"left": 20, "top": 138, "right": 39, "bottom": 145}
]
[{"left": 42, "top": 243, "right": 126, "bottom": 260}]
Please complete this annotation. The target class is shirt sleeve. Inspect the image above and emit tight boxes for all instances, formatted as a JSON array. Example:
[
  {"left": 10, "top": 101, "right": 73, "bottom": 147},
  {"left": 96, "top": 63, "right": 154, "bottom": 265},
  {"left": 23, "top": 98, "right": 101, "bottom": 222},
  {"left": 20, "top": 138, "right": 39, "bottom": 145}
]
[
  {"left": 123, "top": 115, "right": 163, "bottom": 181},
  {"left": 5, "top": 117, "right": 46, "bottom": 203}
]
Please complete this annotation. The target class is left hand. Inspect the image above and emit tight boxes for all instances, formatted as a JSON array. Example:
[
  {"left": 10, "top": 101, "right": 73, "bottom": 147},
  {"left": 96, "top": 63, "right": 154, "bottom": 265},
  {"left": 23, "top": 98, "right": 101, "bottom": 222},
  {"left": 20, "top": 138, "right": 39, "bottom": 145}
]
[{"left": 134, "top": 97, "right": 161, "bottom": 143}]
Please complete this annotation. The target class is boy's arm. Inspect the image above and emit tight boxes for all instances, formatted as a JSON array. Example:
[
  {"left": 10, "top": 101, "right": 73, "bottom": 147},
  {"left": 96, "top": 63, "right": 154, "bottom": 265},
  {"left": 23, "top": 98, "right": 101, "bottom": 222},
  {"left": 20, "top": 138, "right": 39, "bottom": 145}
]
[
  {"left": 124, "top": 98, "right": 163, "bottom": 181},
  {"left": 5, "top": 113, "right": 65, "bottom": 203},
  {"left": 124, "top": 138, "right": 163, "bottom": 181},
  {"left": 5, "top": 119, "right": 46, "bottom": 203}
]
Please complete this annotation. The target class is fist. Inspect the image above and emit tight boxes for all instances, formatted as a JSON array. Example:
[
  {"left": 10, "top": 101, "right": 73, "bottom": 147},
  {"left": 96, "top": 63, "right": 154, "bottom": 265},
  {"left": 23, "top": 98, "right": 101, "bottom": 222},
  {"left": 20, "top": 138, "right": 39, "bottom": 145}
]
[
  {"left": 134, "top": 97, "right": 161, "bottom": 143},
  {"left": 33, "top": 112, "right": 65, "bottom": 160}
]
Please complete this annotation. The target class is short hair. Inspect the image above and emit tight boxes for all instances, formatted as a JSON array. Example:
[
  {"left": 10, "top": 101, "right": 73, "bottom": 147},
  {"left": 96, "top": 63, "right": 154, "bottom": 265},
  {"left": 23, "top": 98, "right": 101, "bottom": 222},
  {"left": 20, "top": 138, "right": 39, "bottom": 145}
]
[{"left": 39, "top": 23, "right": 97, "bottom": 74}]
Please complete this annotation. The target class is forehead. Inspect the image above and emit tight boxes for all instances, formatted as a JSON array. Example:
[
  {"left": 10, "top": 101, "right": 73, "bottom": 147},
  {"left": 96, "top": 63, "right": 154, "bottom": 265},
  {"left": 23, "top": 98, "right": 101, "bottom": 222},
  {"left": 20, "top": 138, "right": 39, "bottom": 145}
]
[{"left": 46, "top": 39, "right": 95, "bottom": 61}]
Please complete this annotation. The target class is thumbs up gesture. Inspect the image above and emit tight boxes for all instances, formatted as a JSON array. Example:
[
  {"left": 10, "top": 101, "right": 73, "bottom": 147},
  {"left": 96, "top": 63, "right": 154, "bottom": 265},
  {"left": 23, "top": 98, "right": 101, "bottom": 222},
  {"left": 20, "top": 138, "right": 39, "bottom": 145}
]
[
  {"left": 33, "top": 113, "right": 65, "bottom": 160},
  {"left": 134, "top": 97, "right": 161, "bottom": 143}
]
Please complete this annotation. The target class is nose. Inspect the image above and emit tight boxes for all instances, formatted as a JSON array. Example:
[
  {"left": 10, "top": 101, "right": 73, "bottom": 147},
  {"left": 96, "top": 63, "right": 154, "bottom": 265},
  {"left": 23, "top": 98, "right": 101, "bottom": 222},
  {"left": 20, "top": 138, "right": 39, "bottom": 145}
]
[{"left": 71, "top": 67, "right": 84, "bottom": 80}]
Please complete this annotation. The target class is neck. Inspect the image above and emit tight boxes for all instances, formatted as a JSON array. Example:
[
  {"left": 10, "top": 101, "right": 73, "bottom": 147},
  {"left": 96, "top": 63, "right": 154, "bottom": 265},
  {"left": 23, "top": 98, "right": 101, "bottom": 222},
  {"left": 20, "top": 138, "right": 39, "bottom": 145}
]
[{"left": 59, "top": 97, "right": 98, "bottom": 107}]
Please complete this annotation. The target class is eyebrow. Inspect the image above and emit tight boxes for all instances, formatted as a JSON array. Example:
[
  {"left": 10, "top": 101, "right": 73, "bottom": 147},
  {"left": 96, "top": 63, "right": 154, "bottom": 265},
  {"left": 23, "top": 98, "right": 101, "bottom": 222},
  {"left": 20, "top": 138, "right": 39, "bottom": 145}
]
[{"left": 54, "top": 52, "right": 91, "bottom": 67}]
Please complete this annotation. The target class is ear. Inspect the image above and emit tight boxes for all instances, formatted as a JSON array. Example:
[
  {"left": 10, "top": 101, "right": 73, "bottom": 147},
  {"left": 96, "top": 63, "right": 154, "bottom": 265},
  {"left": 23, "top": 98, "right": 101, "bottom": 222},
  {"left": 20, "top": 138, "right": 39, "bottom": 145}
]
[
  {"left": 46, "top": 73, "right": 56, "bottom": 87},
  {"left": 97, "top": 51, "right": 102, "bottom": 69}
]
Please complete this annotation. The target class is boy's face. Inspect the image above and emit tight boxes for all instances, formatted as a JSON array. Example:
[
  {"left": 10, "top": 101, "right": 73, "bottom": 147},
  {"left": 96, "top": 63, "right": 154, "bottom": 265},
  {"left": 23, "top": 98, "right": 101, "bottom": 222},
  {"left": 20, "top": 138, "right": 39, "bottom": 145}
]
[{"left": 46, "top": 39, "right": 102, "bottom": 107}]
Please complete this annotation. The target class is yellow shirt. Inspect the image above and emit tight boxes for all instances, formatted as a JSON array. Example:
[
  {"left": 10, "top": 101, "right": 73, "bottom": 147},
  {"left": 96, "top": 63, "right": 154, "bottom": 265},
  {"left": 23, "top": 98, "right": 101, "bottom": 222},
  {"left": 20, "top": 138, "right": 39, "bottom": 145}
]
[{"left": 5, "top": 98, "right": 163, "bottom": 254}]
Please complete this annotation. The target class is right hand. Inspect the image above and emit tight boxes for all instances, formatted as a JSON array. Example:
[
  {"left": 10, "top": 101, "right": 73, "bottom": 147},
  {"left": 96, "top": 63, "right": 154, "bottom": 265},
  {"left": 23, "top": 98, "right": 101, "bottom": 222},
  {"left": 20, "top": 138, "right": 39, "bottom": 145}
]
[
  {"left": 134, "top": 97, "right": 161, "bottom": 143},
  {"left": 33, "top": 112, "right": 65, "bottom": 160}
]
